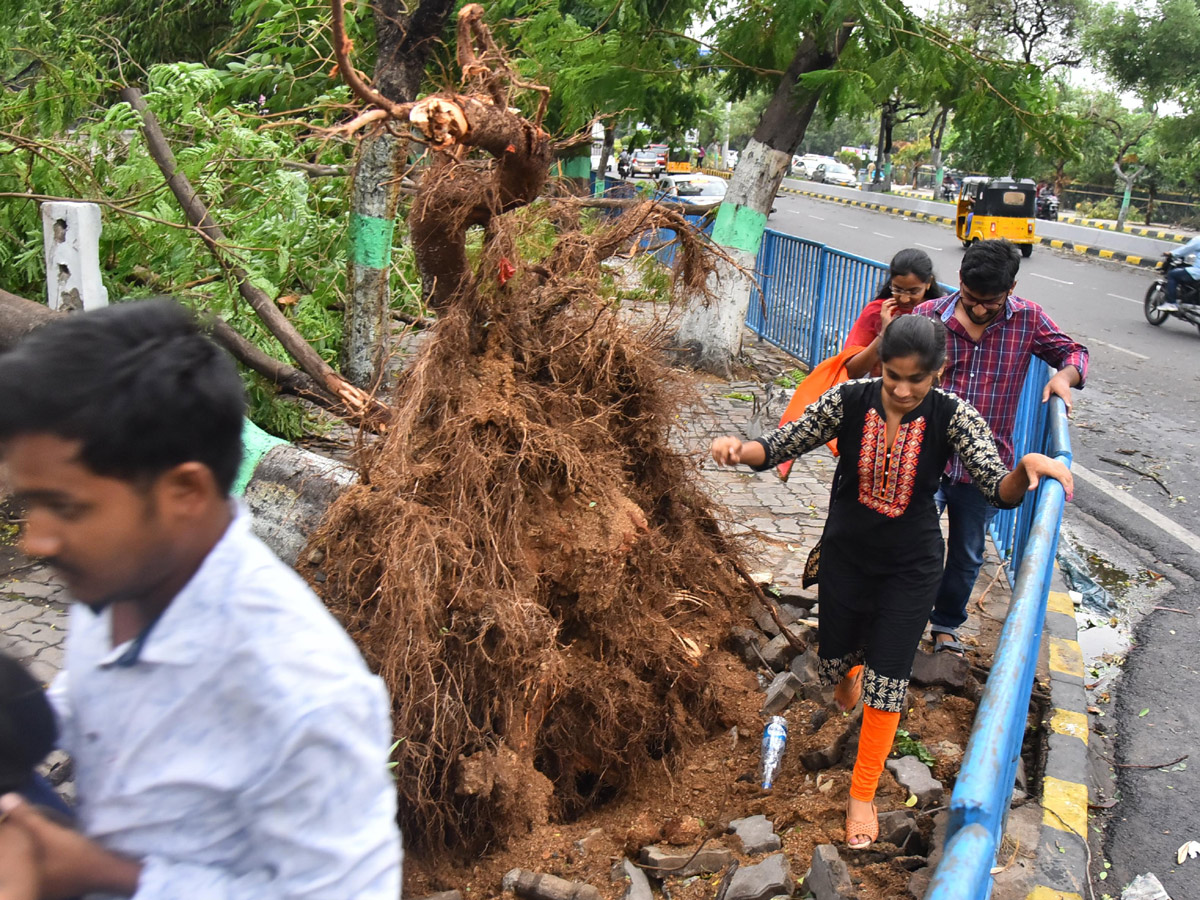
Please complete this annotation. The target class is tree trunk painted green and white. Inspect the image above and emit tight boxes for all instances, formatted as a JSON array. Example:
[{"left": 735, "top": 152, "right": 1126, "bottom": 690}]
[
  {"left": 342, "top": 131, "right": 405, "bottom": 386},
  {"left": 1113, "top": 160, "right": 1144, "bottom": 232},
  {"left": 340, "top": 0, "right": 455, "bottom": 387},
  {"left": 675, "top": 26, "right": 853, "bottom": 375}
]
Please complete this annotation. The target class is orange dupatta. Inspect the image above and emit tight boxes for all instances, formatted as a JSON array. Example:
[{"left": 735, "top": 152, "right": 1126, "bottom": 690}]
[{"left": 775, "top": 344, "right": 866, "bottom": 481}]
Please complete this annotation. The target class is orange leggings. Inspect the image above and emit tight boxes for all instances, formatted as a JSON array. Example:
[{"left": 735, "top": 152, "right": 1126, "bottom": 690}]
[{"left": 850, "top": 704, "right": 902, "bottom": 802}]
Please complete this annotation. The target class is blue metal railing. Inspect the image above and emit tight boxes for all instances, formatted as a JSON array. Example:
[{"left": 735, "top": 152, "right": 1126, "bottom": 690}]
[
  {"left": 743, "top": 227, "right": 1072, "bottom": 900},
  {"left": 926, "top": 396, "right": 1070, "bottom": 900},
  {"left": 600, "top": 176, "right": 713, "bottom": 267}
]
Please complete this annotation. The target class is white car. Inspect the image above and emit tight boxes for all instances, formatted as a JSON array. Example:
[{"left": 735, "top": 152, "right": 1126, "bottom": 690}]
[
  {"left": 655, "top": 173, "right": 728, "bottom": 206},
  {"left": 812, "top": 161, "right": 857, "bottom": 187},
  {"left": 793, "top": 154, "right": 831, "bottom": 178}
]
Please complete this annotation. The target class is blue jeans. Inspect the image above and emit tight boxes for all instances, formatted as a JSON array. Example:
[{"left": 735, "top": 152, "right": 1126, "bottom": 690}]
[
  {"left": 1166, "top": 268, "right": 1197, "bottom": 303},
  {"left": 930, "top": 478, "right": 998, "bottom": 634}
]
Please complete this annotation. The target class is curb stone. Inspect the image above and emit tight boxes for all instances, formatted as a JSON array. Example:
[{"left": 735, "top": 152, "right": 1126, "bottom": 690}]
[{"left": 1028, "top": 566, "right": 1090, "bottom": 900}]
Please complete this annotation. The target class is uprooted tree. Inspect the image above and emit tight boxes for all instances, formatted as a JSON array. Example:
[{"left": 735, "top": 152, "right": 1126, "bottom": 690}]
[{"left": 308, "top": 3, "right": 761, "bottom": 855}]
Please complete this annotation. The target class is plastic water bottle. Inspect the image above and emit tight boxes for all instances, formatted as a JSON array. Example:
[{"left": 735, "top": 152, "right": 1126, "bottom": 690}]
[{"left": 760, "top": 715, "right": 788, "bottom": 789}]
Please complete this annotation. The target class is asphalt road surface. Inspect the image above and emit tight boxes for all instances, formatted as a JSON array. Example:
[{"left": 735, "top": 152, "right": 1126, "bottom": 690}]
[{"left": 766, "top": 191, "right": 1200, "bottom": 897}]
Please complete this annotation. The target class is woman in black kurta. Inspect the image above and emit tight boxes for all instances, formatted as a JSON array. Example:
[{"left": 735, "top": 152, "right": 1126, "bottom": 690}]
[{"left": 711, "top": 316, "right": 1072, "bottom": 849}]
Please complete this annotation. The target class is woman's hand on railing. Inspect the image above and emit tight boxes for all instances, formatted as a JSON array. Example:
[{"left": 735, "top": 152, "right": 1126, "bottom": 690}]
[{"left": 1016, "top": 453, "right": 1073, "bottom": 501}]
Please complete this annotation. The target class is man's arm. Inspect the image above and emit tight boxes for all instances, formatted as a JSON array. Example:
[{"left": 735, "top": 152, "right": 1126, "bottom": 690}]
[{"left": 1030, "top": 309, "right": 1088, "bottom": 414}]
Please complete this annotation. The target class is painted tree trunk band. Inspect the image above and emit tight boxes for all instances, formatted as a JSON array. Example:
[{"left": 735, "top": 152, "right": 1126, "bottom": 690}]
[
  {"left": 712, "top": 202, "right": 769, "bottom": 254},
  {"left": 350, "top": 213, "right": 396, "bottom": 269},
  {"left": 557, "top": 156, "right": 592, "bottom": 179},
  {"left": 234, "top": 418, "right": 288, "bottom": 496}
]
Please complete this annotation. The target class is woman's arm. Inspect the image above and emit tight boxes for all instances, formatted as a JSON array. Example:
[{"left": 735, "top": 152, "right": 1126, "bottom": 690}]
[
  {"left": 711, "top": 383, "right": 846, "bottom": 470},
  {"left": 997, "top": 454, "right": 1074, "bottom": 505},
  {"left": 844, "top": 299, "right": 898, "bottom": 378},
  {"left": 947, "top": 400, "right": 1073, "bottom": 507}
]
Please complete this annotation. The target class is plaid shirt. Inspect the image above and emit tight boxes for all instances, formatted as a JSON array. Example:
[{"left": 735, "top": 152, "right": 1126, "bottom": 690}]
[{"left": 914, "top": 292, "right": 1089, "bottom": 483}]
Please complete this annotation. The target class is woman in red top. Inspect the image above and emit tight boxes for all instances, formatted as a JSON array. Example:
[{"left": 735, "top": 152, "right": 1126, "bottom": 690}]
[{"left": 843, "top": 249, "right": 944, "bottom": 378}]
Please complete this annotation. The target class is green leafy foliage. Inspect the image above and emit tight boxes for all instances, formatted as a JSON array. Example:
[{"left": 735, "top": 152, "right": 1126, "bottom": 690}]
[{"left": 893, "top": 729, "right": 937, "bottom": 767}]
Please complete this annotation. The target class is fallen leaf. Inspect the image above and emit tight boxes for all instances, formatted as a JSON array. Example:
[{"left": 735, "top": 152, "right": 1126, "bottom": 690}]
[
  {"left": 1139, "top": 708, "right": 1150, "bottom": 717},
  {"left": 905, "top": 794, "right": 918, "bottom": 807},
  {"left": 275, "top": 293, "right": 299, "bottom": 306},
  {"left": 818, "top": 780, "right": 833, "bottom": 794},
  {"left": 1177, "top": 840, "right": 1200, "bottom": 865},
  {"left": 749, "top": 572, "right": 773, "bottom": 584}
]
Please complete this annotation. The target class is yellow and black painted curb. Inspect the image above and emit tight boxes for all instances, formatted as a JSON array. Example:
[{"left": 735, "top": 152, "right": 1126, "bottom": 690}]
[
  {"left": 777, "top": 184, "right": 1161, "bottom": 269},
  {"left": 889, "top": 188, "right": 1191, "bottom": 244},
  {"left": 1027, "top": 571, "right": 1091, "bottom": 900}
]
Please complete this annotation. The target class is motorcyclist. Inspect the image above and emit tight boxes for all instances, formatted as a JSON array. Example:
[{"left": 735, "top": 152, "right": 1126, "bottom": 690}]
[
  {"left": 1157, "top": 234, "right": 1200, "bottom": 312},
  {"left": 617, "top": 149, "right": 631, "bottom": 179}
]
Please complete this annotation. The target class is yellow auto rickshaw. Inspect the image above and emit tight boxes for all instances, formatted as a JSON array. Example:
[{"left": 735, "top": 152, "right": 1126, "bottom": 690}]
[{"left": 955, "top": 177, "right": 1037, "bottom": 257}]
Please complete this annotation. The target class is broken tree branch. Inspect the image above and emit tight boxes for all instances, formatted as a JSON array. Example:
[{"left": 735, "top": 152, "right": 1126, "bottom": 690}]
[
  {"left": 120, "top": 86, "right": 388, "bottom": 427},
  {"left": 1098, "top": 456, "right": 1171, "bottom": 496}
]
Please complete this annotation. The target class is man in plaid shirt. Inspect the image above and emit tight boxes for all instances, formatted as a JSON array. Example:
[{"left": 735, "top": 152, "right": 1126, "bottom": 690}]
[{"left": 914, "top": 239, "right": 1088, "bottom": 655}]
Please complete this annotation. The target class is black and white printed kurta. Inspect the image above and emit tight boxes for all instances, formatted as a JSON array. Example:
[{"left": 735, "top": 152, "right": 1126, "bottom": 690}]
[{"left": 751, "top": 378, "right": 1020, "bottom": 712}]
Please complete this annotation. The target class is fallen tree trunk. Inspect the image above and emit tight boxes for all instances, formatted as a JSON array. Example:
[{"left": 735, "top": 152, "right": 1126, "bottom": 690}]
[
  {"left": 0, "top": 288, "right": 348, "bottom": 415},
  {"left": 119, "top": 87, "right": 388, "bottom": 427},
  {"left": 0, "top": 290, "right": 54, "bottom": 352}
]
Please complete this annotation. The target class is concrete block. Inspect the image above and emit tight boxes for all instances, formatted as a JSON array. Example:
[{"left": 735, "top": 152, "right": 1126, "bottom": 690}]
[
  {"left": 909, "top": 649, "right": 969, "bottom": 690},
  {"left": 41, "top": 201, "right": 108, "bottom": 312},
  {"left": 728, "top": 815, "right": 781, "bottom": 854},
  {"left": 762, "top": 671, "right": 800, "bottom": 715},
  {"left": 613, "top": 859, "right": 652, "bottom": 900},
  {"left": 639, "top": 843, "right": 734, "bottom": 877},
  {"left": 805, "top": 845, "right": 854, "bottom": 900},
  {"left": 886, "top": 755, "right": 943, "bottom": 807},
  {"left": 724, "top": 853, "right": 792, "bottom": 900}
]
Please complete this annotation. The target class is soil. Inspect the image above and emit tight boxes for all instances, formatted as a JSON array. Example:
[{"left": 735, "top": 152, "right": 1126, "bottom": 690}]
[{"left": 403, "top": 627, "right": 976, "bottom": 900}]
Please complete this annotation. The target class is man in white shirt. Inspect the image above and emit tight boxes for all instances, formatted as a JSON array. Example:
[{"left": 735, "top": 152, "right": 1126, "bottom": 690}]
[{"left": 0, "top": 300, "right": 401, "bottom": 899}]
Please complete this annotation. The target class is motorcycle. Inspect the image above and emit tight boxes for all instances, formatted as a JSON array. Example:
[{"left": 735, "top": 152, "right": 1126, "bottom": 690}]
[
  {"left": 940, "top": 179, "right": 956, "bottom": 201},
  {"left": 1036, "top": 193, "right": 1059, "bottom": 220},
  {"left": 1144, "top": 254, "right": 1200, "bottom": 333}
]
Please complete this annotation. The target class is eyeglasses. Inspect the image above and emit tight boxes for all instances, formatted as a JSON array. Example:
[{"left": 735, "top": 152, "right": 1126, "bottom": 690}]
[
  {"left": 889, "top": 284, "right": 927, "bottom": 297},
  {"left": 958, "top": 286, "right": 1009, "bottom": 309}
]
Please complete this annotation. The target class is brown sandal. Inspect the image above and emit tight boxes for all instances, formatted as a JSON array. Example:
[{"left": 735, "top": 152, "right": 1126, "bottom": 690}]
[
  {"left": 835, "top": 665, "right": 863, "bottom": 712},
  {"left": 845, "top": 802, "right": 878, "bottom": 849}
]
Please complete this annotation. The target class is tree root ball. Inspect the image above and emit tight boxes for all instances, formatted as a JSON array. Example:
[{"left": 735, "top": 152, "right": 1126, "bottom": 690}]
[{"left": 309, "top": 200, "right": 753, "bottom": 856}]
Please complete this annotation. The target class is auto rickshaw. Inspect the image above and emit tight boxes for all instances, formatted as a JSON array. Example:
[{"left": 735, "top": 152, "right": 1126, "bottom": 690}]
[{"left": 955, "top": 176, "right": 1038, "bottom": 257}]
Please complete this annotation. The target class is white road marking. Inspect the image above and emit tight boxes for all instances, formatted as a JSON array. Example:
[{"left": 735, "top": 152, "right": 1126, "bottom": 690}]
[
  {"left": 873, "top": 232, "right": 894, "bottom": 238},
  {"left": 1089, "top": 338, "right": 1149, "bottom": 361},
  {"left": 809, "top": 215, "right": 825, "bottom": 221},
  {"left": 1074, "top": 463, "right": 1200, "bottom": 551},
  {"left": 839, "top": 223, "right": 859, "bottom": 230},
  {"left": 915, "top": 242, "right": 942, "bottom": 251},
  {"left": 1029, "top": 272, "right": 1074, "bottom": 285},
  {"left": 1107, "top": 293, "right": 1139, "bottom": 305}
]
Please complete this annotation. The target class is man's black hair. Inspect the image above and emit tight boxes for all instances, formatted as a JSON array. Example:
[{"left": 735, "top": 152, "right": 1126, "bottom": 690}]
[
  {"left": 959, "top": 238, "right": 1021, "bottom": 295},
  {"left": 880, "top": 314, "right": 947, "bottom": 373},
  {"left": 0, "top": 299, "right": 246, "bottom": 494}
]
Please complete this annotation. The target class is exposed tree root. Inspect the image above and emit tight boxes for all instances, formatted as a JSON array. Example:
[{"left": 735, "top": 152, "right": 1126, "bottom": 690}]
[{"left": 311, "top": 2, "right": 754, "bottom": 856}]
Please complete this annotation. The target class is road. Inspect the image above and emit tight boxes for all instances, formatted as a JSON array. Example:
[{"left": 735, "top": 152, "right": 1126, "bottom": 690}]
[
  {"left": 766, "top": 190, "right": 1200, "bottom": 898},
  {"left": 777, "top": 176, "right": 1181, "bottom": 257}
]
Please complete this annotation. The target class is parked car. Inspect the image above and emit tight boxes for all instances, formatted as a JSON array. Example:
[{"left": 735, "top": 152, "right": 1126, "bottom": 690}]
[
  {"left": 655, "top": 173, "right": 728, "bottom": 206},
  {"left": 794, "top": 154, "right": 832, "bottom": 179},
  {"left": 812, "top": 161, "right": 857, "bottom": 187},
  {"left": 631, "top": 149, "right": 664, "bottom": 176}
]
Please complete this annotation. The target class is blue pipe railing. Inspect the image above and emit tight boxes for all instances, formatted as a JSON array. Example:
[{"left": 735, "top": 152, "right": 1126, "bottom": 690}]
[{"left": 926, "top": 396, "right": 1070, "bottom": 900}]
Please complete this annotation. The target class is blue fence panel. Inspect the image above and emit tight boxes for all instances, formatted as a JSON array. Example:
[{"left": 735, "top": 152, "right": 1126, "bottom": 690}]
[
  {"left": 988, "top": 357, "right": 1054, "bottom": 580},
  {"left": 748, "top": 231, "right": 887, "bottom": 367}
]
